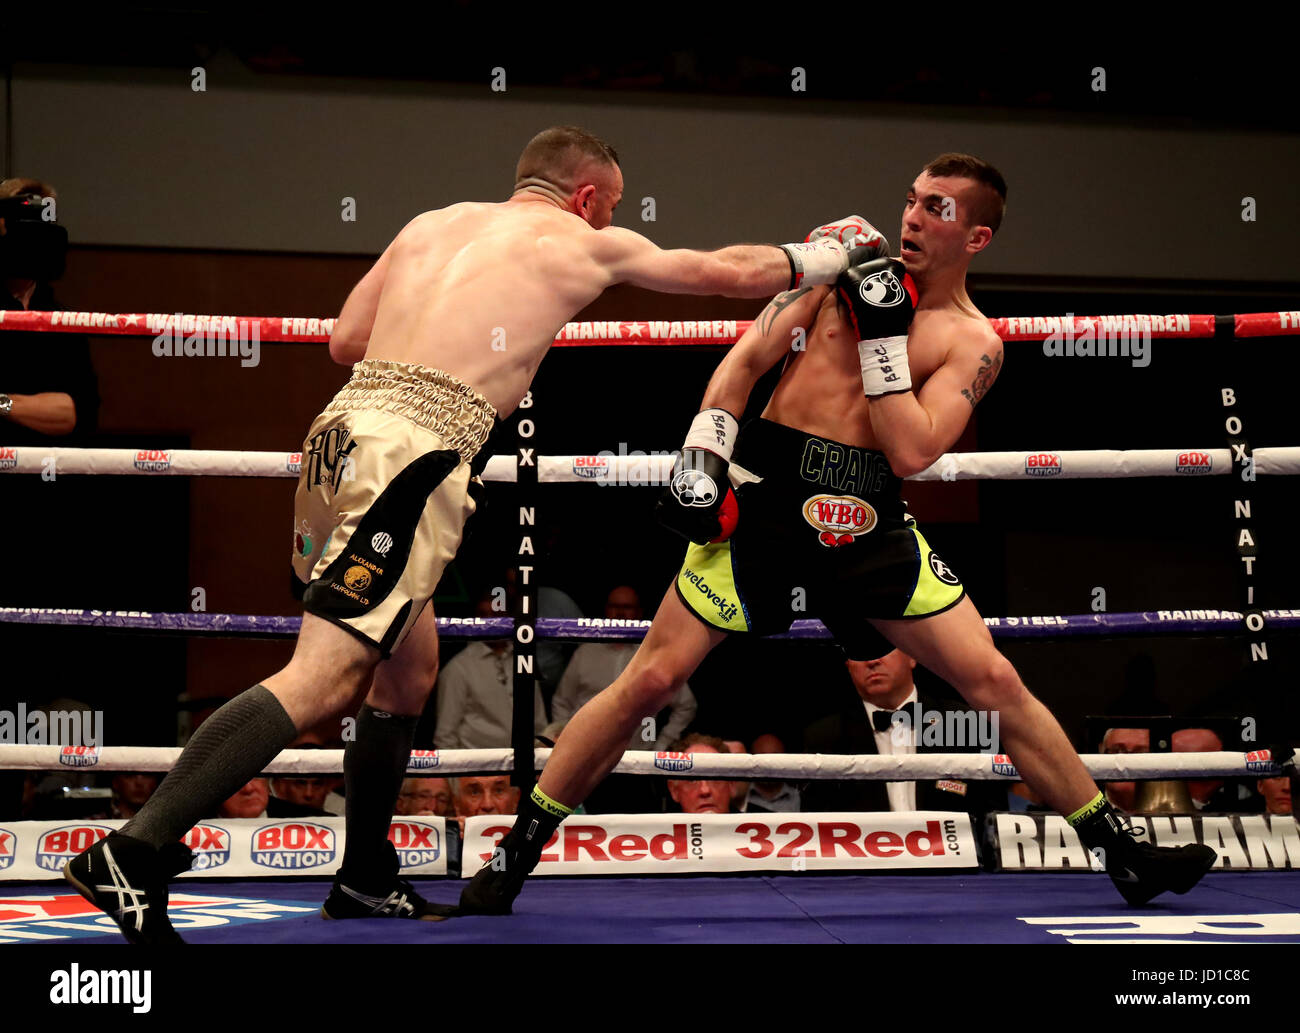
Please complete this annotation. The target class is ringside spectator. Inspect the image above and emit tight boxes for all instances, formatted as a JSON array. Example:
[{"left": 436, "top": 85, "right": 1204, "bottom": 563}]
[
  {"left": 435, "top": 593, "right": 547, "bottom": 749},
  {"left": 1100, "top": 727, "right": 1150, "bottom": 813},
  {"left": 744, "top": 734, "right": 800, "bottom": 813},
  {"left": 665, "top": 734, "right": 734, "bottom": 815}
]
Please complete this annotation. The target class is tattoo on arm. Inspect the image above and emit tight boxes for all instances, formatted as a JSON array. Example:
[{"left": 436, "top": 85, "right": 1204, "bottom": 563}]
[
  {"left": 960, "top": 351, "right": 1003, "bottom": 407},
  {"left": 757, "top": 286, "right": 812, "bottom": 336}
]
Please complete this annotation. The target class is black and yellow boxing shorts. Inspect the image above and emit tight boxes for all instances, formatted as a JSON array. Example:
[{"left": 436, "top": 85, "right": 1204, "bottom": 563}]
[
  {"left": 674, "top": 418, "right": 964, "bottom": 659},
  {"left": 291, "top": 359, "right": 495, "bottom": 657}
]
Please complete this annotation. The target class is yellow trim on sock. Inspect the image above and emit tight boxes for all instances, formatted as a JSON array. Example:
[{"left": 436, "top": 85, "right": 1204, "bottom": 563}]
[
  {"left": 1065, "top": 790, "right": 1106, "bottom": 826},
  {"left": 531, "top": 784, "right": 574, "bottom": 818}
]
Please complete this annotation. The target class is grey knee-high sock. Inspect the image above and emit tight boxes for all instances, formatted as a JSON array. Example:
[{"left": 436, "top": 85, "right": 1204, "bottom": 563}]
[
  {"left": 122, "top": 685, "right": 297, "bottom": 849},
  {"left": 339, "top": 704, "right": 419, "bottom": 882}
]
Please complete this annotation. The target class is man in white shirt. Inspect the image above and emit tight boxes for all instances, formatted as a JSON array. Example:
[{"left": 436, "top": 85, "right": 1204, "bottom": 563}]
[
  {"left": 852, "top": 649, "right": 924, "bottom": 812},
  {"left": 435, "top": 601, "right": 547, "bottom": 749}
]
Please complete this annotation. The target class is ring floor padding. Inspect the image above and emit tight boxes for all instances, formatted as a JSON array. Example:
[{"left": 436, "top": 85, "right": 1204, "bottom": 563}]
[{"left": 3, "top": 873, "right": 1298, "bottom": 944}]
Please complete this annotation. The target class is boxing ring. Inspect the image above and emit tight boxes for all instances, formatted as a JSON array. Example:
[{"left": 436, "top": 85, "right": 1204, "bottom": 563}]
[{"left": 1, "top": 306, "right": 1298, "bottom": 947}]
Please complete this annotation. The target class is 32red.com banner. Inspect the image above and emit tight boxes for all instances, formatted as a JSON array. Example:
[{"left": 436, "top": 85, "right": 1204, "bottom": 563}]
[{"left": 462, "top": 811, "right": 978, "bottom": 875}]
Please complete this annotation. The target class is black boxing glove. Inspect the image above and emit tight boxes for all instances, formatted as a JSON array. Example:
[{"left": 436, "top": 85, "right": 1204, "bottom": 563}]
[
  {"left": 656, "top": 408, "right": 740, "bottom": 545},
  {"left": 836, "top": 255, "right": 918, "bottom": 396}
]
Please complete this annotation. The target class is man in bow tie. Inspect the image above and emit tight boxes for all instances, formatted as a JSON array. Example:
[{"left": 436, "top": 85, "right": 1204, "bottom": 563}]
[{"left": 802, "top": 649, "right": 1001, "bottom": 823}]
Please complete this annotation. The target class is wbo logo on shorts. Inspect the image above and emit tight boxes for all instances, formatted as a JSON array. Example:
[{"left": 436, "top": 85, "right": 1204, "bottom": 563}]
[
  {"left": 654, "top": 752, "right": 694, "bottom": 773},
  {"left": 803, "top": 494, "right": 878, "bottom": 548}
]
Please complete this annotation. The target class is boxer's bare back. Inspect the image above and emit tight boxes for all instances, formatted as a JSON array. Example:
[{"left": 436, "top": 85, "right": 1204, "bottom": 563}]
[
  {"left": 334, "top": 195, "right": 792, "bottom": 417},
  {"left": 365, "top": 202, "right": 613, "bottom": 415}
]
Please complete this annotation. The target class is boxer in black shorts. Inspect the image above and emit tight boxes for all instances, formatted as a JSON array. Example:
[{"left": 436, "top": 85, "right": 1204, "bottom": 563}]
[
  {"left": 463, "top": 161, "right": 1217, "bottom": 916},
  {"left": 674, "top": 417, "right": 963, "bottom": 657}
]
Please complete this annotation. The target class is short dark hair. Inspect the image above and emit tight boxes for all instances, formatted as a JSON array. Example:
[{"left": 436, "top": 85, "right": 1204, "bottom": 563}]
[
  {"left": 515, "top": 126, "right": 619, "bottom": 194},
  {"left": 922, "top": 153, "right": 1006, "bottom": 235}
]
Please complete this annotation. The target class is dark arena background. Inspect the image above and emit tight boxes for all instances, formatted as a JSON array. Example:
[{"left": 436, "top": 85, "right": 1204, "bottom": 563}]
[{"left": 0, "top": 15, "right": 1296, "bottom": 1011}]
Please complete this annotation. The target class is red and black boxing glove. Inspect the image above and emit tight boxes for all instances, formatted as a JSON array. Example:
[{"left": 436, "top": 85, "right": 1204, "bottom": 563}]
[
  {"left": 837, "top": 254, "right": 918, "bottom": 396},
  {"left": 655, "top": 409, "right": 740, "bottom": 545}
]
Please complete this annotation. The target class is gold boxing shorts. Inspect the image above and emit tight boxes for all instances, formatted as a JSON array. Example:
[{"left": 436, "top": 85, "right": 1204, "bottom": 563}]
[{"left": 291, "top": 359, "right": 495, "bottom": 657}]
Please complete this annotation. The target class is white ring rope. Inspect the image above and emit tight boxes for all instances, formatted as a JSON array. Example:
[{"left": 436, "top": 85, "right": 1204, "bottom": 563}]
[
  {"left": 1, "top": 446, "right": 1297, "bottom": 481},
  {"left": 0, "top": 744, "right": 1291, "bottom": 780}
]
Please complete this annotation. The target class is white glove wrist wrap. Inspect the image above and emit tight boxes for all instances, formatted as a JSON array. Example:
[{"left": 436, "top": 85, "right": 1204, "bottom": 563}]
[
  {"left": 779, "top": 238, "right": 848, "bottom": 287},
  {"left": 683, "top": 408, "right": 739, "bottom": 461},
  {"left": 858, "top": 335, "right": 912, "bottom": 395}
]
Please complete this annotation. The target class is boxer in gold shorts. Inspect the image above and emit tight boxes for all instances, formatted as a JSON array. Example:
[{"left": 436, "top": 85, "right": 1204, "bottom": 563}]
[
  {"left": 291, "top": 362, "right": 495, "bottom": 658},
  {"left": 65, "top": 125, "right": 867, "bottom": 943}
]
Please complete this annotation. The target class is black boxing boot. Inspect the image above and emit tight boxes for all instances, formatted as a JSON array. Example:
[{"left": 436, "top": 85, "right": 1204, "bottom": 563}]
[
  {"left": 458, "top": 785, "right": 571, "bottom": 915},
  {"left": 322, "top": 841, "right": 456, "bottom": 921},
  {"left": 64, "top": 832, "right": 193, "bottom": 945},
  {"left": 1070, "top": 792, "right": 1217, "bottom": 906}
]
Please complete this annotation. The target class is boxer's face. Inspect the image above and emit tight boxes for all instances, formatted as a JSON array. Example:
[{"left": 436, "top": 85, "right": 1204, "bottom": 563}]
[{"left": 900, "top": 173, "right": 989, "bottom": 276}]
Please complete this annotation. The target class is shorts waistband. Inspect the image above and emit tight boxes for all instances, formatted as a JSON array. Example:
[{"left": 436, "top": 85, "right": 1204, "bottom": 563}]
[
  {"left": 325, "top": 360, "right": 498, "bottom": 465},
  {"left": 737, "top": 418, "right": 902, "bottom": 499}
]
